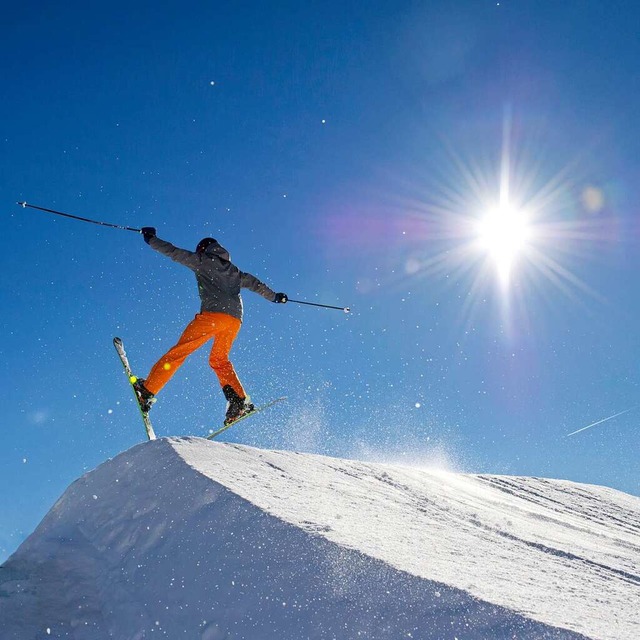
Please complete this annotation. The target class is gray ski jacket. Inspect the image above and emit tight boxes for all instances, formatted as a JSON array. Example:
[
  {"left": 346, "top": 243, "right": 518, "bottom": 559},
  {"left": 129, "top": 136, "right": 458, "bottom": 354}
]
[{"left": 148, "top": 236, "right": 277, "bottom": 321}]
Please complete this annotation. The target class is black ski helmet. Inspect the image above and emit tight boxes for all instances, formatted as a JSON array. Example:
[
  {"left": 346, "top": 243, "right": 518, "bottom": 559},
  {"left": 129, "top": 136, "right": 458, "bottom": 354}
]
[{"left": 196, "top": 237, "right": 217, "bottom": 253}]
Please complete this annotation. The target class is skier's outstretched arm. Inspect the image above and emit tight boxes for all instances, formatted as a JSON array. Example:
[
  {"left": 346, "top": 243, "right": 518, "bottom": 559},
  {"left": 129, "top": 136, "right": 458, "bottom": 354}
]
[
  {"left": 240, "top": 271, "right": 286, "bottom": 303},
  {"left": 141, "top": 228, "right": 199, "bottom": 269}
]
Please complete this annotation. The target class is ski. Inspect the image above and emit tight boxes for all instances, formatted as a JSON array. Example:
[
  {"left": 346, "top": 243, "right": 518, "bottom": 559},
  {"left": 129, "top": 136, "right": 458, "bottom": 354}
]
[
  {"left": 113, "top": 337, "right": 157, "bottom": 441},
  {"left": 206, "top": 397, "right": 287, "bottom": 440}
]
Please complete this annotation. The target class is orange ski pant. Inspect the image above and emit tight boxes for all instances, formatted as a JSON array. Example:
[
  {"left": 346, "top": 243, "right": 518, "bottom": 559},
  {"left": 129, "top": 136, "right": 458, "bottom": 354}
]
[{"left": 144, "top": 312, "right": 245, "bottom": 398}]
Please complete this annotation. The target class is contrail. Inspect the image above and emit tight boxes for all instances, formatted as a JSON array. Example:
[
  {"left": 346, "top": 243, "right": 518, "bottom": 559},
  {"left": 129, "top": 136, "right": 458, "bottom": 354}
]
[{"left": 566, "top": 407, "right": 635, "bottom": 437}]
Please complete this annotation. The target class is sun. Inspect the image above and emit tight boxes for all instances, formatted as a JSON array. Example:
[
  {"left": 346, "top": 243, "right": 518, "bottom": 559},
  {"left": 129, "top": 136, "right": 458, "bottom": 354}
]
[
  {"left": 328, "top": 107, "right": 615, "bottom": 334},
  {"left": 361, "top": 115, "right": 614, "bottom": 339},
  {"left": 475, "top": 204, "right": 533, "bottom": 286}
]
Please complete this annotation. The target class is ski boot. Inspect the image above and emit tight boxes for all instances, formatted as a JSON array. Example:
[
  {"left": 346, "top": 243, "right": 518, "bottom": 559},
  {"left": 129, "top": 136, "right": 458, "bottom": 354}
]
[
  {"left": 133, "top": 378, "right": 156, "bottom": 412},
  {"left": 223, "top": 384, "right": 254, "bottom": 425}
]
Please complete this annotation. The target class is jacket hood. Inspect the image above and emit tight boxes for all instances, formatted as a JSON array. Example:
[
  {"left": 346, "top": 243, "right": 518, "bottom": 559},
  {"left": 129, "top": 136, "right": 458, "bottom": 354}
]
[{"left": 203, "top": 239, "right": 230, "bottom": 262}]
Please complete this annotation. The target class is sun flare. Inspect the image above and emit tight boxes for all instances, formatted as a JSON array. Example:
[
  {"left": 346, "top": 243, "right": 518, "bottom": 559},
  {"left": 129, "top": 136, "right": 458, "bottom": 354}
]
[
  {"left": 327, "top": 107, "right": 617, "bottom": 335},
  {"left": 476, "top": 204, "right": 532, "bottom": 285}
]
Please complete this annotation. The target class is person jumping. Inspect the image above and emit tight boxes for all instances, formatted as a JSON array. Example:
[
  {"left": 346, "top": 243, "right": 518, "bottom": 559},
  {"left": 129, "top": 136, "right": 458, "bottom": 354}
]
[{"left": 134, "top": 227, "right": 288, "bottom": 425}]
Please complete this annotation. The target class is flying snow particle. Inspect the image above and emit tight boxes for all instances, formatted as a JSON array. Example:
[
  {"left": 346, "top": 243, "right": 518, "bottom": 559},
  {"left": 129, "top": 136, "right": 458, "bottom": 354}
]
[
  {"left": 29, "top": 410, "right": 48, "bottom": 425},
  {"left": 23, "top": 458, "right": 27, "bottom": 464},
  {"left": 92, "top": 495, "right": 98, "bottom": 500},
  {"left": 415, "top": 402, "right": 421, "bottom": 409},
  {"left": 210, "top": 81, "right": 216, "bottom": 86},
  {"left": 108, "top": 409, "right": 113, "bottom": 415},
  {"left": 321, "top": 119, "right": 326, "bottom": 124}
]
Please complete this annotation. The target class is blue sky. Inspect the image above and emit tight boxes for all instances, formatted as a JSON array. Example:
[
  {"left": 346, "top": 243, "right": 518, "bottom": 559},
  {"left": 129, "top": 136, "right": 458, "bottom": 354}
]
[{"left": 2, "top": 0, "right": 639, "bottom": 561}]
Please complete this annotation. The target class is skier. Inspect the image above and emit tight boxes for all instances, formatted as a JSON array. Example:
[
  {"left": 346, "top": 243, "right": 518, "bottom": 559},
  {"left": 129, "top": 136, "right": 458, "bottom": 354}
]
[{"left": 134, "top": 227, "right": 288, "bottom": 425}]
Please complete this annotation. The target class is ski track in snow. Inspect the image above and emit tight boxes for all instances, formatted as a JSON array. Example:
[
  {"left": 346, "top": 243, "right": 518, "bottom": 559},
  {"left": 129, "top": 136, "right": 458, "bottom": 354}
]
[{"left": 0, "top": 436, "right": 638, "bottom": 640}]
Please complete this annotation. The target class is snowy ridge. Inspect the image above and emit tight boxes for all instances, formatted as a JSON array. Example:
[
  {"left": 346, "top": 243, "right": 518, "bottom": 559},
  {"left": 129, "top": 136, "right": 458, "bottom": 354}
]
[{"left": 1, "top": 436, "right": 638, "bottom": 639}]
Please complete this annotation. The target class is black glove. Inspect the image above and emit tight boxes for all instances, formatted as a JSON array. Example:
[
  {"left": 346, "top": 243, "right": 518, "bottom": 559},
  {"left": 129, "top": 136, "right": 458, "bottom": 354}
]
[
  {"left": 274, "top": 292, "right": 288, "bottom": 304},
  {"left": 141, "top": 227, "right": 156, "bottom": 244}
]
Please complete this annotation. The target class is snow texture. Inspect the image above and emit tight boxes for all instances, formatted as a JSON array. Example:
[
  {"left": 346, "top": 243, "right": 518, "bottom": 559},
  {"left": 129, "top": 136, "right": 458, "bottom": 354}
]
[{"left": 1, "top": 436, "right": 638, "bottom": 639}]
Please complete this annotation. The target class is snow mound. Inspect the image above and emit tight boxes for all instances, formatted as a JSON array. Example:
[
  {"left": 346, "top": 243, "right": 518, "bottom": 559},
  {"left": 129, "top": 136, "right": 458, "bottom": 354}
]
[{"left": 1, "top": 436, "right": 638, "bottom": 639}]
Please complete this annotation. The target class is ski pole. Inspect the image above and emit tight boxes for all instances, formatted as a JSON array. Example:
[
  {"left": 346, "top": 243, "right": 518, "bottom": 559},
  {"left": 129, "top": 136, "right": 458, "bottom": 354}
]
[
  {"left": 287, "top": 298, "right": 350, "bottom": 313},
  {"left": 16, "top": 201, "right": 142, "bottom": 233}
]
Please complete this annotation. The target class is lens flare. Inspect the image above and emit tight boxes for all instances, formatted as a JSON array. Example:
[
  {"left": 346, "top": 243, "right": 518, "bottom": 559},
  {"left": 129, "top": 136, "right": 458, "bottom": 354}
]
[{"left": 319, "top": 108, "right": 621, "bottom": 338}]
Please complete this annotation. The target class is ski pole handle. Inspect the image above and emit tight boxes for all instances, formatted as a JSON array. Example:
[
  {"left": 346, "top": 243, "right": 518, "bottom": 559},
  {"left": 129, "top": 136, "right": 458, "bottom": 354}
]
[
  {"left": 17, "top": 201, "right": 142, "bottom": 233},
  {"left": 287, "top": 298, "right": 350, "bottom": 313}
]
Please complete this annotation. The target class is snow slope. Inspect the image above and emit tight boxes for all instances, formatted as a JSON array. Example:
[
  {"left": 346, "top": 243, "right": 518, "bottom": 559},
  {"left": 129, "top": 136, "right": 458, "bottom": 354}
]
[{"left": 1, "top": 437, "right": 638, "bottom": 640}]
